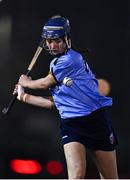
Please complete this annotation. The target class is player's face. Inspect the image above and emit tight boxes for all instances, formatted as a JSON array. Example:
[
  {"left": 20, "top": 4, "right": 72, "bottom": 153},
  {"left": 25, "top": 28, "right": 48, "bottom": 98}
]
[{"left": 46, "top": 38, "right": 66, "bottom": 55}]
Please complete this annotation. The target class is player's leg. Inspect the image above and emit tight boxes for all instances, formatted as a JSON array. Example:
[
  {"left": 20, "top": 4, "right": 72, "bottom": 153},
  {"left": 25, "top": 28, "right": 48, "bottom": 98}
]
[
  {"left": 63, "top": 141, "right": 86, "bottom": 179},
  {"left": 90, "top": 149, "right": 118, "bottom": 179}
]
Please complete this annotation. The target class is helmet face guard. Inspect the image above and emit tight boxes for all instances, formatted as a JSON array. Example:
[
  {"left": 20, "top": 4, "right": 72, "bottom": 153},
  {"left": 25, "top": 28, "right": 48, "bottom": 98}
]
[{"left": 42, "top": 16, "right": 71, "bottom": 49}]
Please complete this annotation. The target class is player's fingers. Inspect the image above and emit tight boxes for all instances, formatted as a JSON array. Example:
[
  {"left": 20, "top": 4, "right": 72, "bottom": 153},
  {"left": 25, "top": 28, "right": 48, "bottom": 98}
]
[
  {"left": 21, "top": 74, "right": 31, "bottom": 80},
  {"left": 18, "top": 75, "right": 31, "bottom": 84}
]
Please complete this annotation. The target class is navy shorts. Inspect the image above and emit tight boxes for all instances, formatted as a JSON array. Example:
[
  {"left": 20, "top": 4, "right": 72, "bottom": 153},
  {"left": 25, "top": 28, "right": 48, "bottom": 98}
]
[{"left": 60, "top": 107, "right": 118, "bottom": 151}]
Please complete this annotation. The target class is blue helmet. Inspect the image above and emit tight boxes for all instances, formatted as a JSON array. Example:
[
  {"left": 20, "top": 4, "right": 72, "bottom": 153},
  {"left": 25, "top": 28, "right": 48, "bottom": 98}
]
[{"left": 42, "top": 15, "right": 71, "bottom": 39}]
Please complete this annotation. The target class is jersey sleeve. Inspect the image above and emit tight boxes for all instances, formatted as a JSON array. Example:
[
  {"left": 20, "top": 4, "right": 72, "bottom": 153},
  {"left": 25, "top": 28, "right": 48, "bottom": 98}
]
[{"left": 51, "top": 56, "right": 74, "bottom": 83}]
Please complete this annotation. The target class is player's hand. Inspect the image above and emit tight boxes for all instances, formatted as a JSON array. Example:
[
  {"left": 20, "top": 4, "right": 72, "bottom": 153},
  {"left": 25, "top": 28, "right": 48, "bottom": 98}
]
[
  {"left": 17, "top": 84, "right": 25, "bottom": 100},
  {"left": 13, "top": 84, "right": 25, "bottom": 101},
  {"left": 18, "top": 74, "right": 32, "bottom": 88}
]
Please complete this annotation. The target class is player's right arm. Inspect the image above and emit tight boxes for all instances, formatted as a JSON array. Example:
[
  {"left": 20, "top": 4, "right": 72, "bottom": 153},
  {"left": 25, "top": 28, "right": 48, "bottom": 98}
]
[
  {"left": 13, "top": 85, "right": 55, "bottom": 109},
  {"left": 18, "top": 73, "right": 57, "bottom": 90}
]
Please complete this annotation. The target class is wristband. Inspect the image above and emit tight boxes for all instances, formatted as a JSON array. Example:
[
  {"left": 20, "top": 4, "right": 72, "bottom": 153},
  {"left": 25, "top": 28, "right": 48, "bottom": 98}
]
[
  {"left": 19, "top": 92, "right": 25, "bottom": 101},
  {"left": 22, "top": 93, "right": 28, "bottom": 102},
  {"left": 19, "top": 93, "right": 28, "bottom": 102}
]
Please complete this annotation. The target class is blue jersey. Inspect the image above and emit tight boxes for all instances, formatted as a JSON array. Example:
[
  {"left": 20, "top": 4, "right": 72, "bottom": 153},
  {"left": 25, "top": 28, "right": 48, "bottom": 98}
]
[{"left": 49, "top": 49, "right": 112, "bottom": 119}]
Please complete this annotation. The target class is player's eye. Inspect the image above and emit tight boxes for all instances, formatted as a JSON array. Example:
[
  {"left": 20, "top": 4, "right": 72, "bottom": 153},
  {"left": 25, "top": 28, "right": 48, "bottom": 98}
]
[
  {"left": 46, "top": 39, "right": 53, "bottom": 44},
  {"left": 55, "top": 39, "right": 62, "bottom": 43},
  {"left": 46, "top": 39, "right": 62, "bottom": 44}
]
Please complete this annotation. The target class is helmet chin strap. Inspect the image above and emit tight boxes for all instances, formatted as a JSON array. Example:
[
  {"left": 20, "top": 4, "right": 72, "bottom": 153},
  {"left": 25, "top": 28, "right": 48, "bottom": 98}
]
[{"left": 64, "top": 35, "right": 71, "bottom": 49}]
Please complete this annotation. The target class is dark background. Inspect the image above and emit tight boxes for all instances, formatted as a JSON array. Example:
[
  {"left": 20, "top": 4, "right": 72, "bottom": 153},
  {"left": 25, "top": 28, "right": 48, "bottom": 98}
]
[{"left": 0, "top": 0, "right": 129, "bottom": 178}]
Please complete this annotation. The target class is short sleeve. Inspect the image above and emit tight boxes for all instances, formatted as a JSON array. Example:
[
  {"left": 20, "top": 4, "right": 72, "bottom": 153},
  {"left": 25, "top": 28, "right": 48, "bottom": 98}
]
[{"left": 51, "top": 56, "right": 74, "bottom": 83}]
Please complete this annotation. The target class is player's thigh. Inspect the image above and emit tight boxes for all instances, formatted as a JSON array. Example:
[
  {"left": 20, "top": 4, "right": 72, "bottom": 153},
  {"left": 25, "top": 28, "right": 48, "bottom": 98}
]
[
  {"left": 90, "top": 149, "right": 118, "bottom": 179},
  {"left": 63, "top": 142, "right": 86, "bottom": 174}
]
